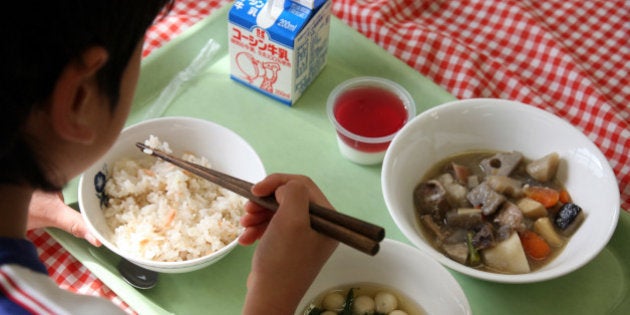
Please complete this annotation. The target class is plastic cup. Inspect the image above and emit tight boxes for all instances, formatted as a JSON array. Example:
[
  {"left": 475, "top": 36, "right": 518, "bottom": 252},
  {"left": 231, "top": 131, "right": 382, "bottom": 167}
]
[{"left": 327, "top": 77, "right": 416, "bottom": 165}]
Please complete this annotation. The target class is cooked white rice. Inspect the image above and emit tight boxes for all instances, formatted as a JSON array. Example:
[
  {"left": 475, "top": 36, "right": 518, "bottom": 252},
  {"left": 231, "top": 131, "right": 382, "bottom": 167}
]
[{"left": 103, "top": 135, "right": 246, "bottom": 262}]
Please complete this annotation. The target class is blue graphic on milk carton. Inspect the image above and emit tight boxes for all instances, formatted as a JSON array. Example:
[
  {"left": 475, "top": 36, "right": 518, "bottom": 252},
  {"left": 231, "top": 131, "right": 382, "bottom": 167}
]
[{"left": 229, "top": 0, "right": 331, "bottom": 105}]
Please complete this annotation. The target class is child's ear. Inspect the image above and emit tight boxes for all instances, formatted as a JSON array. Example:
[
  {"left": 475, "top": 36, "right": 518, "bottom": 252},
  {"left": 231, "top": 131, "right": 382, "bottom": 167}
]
[{"left": 49, "top": 46, "right": 109, "bottom": 144}]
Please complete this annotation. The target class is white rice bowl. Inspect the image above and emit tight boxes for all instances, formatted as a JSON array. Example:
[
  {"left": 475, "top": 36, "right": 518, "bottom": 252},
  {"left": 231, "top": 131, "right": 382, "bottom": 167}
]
[
  {"left": 103, "top": 135, "right": 245, "bottom": 263},
  {"left": 79, "top": 117, "right": 266, "bottom": 273}
]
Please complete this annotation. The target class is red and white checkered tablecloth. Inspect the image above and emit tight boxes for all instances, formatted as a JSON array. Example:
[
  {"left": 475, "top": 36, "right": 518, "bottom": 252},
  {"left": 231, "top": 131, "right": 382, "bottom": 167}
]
[{"left": 27, "top": 0, "right": 629, "bottom": 313}]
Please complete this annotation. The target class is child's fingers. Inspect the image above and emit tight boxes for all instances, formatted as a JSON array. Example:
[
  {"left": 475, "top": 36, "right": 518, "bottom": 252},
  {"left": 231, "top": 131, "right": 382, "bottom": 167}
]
[
  {"left": 244, "top": 200, "right": 270, "bottom": 213},
  {"left": 238, "top": 224, "right": 268, "bottom": 245},
  {"left": 252, "top": 174, "right": 333, "bottom": 208},
  {"left": 250, "top": 173, "right": 293, "bottom": 196},
  {"left": 240, "top": 210, "right": 274, "bottom": 227}
]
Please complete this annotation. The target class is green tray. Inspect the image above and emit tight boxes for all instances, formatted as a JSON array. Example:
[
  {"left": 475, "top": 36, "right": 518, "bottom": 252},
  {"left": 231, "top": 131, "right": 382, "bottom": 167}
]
[{"left": 52, "top": 4, "right": 630, "bottom": 314}]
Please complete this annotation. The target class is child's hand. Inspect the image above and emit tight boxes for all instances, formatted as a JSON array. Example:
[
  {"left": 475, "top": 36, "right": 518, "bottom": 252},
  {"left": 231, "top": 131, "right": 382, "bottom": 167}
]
[
  {"left": 240, "top": 173, "right": 338, "bottom": 315},
  {"left": 27, "top": 190, "right": 101, "bottom": 247}
]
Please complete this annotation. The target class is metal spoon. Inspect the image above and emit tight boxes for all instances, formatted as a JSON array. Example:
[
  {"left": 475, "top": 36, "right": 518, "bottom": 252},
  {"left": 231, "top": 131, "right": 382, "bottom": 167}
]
[
  {"left": 69, "top": 201, "right": 159, "bottom": 290},
  {"left": 117, "top": 258, "right": 159, "bottom": 290}
]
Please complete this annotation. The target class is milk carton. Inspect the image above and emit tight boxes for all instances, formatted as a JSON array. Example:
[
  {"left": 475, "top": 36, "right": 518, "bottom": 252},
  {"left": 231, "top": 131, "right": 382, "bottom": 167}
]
[{"left": 228, "top": 0, "right": 331, "bottom": 105}]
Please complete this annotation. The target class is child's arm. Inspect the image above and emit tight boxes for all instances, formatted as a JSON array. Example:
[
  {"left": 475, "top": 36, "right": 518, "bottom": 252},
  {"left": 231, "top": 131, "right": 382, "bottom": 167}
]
[{"left": 239, "top": 174, "right": 339, "bottom": 314}]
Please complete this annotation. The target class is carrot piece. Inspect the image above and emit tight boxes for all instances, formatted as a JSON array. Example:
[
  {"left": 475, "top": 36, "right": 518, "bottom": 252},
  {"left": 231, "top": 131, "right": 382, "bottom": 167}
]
[
  {"left": 163, "top": 208, "right": 177, "bottom": 228},
  {"left": 524, "top": 186, "right": 560, "bottom": 208},
  {"left": 559, "top": 189, "right": 572, "bottom": 204},
  {"left": 519, "top": 230, "right": 551, "bottom": 260}
]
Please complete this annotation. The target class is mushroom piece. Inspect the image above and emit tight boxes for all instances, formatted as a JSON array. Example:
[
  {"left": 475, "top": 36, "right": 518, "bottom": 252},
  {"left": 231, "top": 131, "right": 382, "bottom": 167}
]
[
  {"left": 494, "top": 201, "right": 525, "bottom": 233},
  {"left": 480, "top": 151, "right": 523, "bottom": 176},
  {"left": 472, "top": 222, "right": 495, "bottom": 250},
  {"left": 413, "top": 180, "right": 449, "bottom": 219}
]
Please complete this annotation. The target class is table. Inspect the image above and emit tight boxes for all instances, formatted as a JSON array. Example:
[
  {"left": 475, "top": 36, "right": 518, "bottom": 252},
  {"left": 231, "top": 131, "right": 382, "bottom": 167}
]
[{"left": 28, "top": 1, "right": 629, "bottom": 314}]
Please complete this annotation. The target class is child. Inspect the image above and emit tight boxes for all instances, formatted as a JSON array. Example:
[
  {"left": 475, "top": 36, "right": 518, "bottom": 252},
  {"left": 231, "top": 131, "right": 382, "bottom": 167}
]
[
  {"left": 0, "top": 1, "right": 337, "bottom": 314},
  {"left": 239, "top": 174, "right": 338, "bottom": 314},
  {"left": 27, "top": 190, "right": 101, "bottom": 247}
]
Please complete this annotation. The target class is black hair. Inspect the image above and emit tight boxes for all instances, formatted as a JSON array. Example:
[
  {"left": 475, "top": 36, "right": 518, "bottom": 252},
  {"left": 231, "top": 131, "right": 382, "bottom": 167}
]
[{"left": 0, "top": 0, "right": 173, "bottom": 190}]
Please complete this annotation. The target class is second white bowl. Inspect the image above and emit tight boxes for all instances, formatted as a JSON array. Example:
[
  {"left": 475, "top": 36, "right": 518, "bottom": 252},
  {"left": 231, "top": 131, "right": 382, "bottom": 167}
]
[
  {"left": 79, "top": 117, "right": 266, "bottom": 273},
  {"left": 382, "top": 98, "right": 620, "bottom": 283}
]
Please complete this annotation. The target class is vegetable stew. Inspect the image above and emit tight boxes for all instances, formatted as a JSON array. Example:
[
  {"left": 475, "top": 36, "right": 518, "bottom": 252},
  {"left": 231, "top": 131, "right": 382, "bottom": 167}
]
[{"left": 413, "top": 150, "right": 585, "bottom": 274}]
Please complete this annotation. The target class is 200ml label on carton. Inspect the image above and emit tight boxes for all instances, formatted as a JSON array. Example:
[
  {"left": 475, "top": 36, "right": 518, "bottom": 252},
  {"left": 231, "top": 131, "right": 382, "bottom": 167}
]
[{"left": 228, "top": 0, "right": 331, "bottom": 105}]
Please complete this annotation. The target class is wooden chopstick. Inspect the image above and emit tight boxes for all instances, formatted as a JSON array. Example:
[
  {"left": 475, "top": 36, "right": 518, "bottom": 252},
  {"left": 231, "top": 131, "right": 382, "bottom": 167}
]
[{"left": 135, "top": 142, "right": 385, "bottom": 255}]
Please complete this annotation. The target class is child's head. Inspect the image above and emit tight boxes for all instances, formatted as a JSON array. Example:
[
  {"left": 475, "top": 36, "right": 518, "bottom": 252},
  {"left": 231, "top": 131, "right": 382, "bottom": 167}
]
[{"left": 0, "top": 0, "right": 173, "bottom": 190}]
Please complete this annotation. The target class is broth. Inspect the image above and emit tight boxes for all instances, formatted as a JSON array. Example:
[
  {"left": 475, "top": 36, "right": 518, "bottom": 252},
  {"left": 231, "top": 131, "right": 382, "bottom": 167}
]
[{"left": 414, "top": 150, "right": 584, "bottom": 274}]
